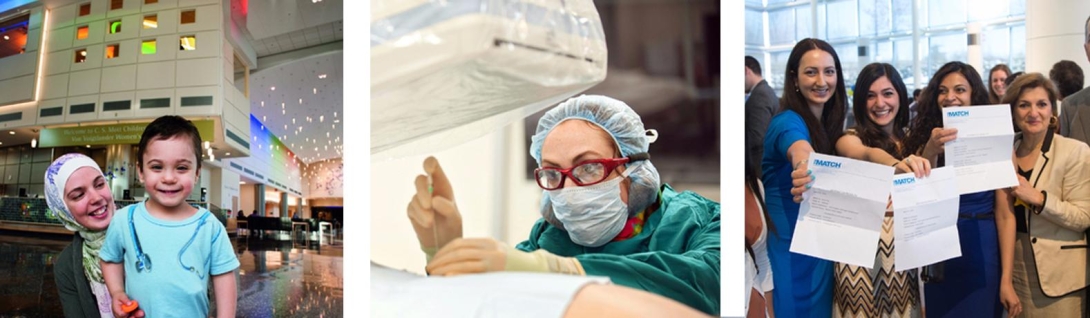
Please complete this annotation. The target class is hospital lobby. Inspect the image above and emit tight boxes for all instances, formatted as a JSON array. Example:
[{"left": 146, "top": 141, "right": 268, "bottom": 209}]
[{"left": 0, "top": 0, "right": 344, "bottom": 316}]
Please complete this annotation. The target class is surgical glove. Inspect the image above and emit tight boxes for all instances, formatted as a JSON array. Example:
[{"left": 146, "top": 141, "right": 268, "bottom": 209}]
[
  {"left": 426, "top": 238, "right": 585, "bottom": 276},
  {"left": 406, "top": 157, "right": 463, "bottom": 262}
]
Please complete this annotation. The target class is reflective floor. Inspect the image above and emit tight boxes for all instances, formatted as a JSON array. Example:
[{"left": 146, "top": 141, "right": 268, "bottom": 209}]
[{"left": 0, "top": 231, "right": 343, "bottom": 317}]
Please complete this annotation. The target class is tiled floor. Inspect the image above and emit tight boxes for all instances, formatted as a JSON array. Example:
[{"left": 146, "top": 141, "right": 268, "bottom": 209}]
[{"left": 0, "top": 231, "right": 343, "bottom": 317}]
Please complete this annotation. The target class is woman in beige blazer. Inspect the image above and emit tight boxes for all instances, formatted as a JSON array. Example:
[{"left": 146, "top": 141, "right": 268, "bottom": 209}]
[{"left": 997, "top": 73, "right": 1090, "bottom": 316}]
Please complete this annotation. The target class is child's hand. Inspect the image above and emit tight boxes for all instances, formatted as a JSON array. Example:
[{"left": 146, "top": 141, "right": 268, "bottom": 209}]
[{"left": 112, "top": 294, "right": 145, "bottom": 318}]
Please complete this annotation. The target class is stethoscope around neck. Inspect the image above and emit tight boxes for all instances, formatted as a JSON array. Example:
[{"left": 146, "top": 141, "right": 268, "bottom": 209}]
[{"left": 129, "top": 206, "right": 211, "bottom": 279}]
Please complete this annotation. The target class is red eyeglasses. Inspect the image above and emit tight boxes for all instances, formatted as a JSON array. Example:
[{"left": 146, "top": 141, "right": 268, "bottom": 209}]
[{"left": 534, "top": 153, "right": 649, "bottom": 190}]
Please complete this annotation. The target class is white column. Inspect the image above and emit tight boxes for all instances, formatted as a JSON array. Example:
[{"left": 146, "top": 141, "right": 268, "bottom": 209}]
[
  {"left": 912, "top": 0, "right": 921, "bottom": 89},
  {"left": 1025, "top": 0, "right": 1090, "bottom": 76},
  {"left": 858, "top": 38, "right": 871, "bottom": 67},
  {"left": 968, "top": 23, "right": 984, "bottom": 76},
  {"left": 105, "top": 144, "right": 131, "bottom": 200}
]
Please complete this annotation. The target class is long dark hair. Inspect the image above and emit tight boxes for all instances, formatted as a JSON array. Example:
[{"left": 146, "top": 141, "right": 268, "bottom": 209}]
[
  {"left": 903, "top": 62, "right": 990, "bottom": 162},
  {"left": 779, "top": 38, "right": 848, "bottom": 155},
  {"left": 851, "top": 63, "right": 910, "bottom": 157}
]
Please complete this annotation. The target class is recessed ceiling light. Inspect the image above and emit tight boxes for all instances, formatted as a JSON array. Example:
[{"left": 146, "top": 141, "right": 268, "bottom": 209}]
[
  {"left": 270, "top": 86, "right": 275, "bottom": 91},
  {"left": 240, "top": 181, "right": 246, "bottom": 184},
  {"left": 226, "top": 152, "right": 231, "bottom": 156},
  {"left": 86, "top": 145, "right": 90, "bottom": 148},
  {"left": 7, "top": 131, "right": 13, "bottom": 135},
  {"left": 2, "top": 35, "right": 8, "bottom": 40},
  {"left": 318, "top": 74, "right": 327, "bottom": 79}
]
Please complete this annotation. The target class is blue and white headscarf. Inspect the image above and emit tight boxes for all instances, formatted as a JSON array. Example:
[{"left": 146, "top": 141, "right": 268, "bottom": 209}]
[{"left": 44, "top": 153, "right": 109, "bottom": 283}]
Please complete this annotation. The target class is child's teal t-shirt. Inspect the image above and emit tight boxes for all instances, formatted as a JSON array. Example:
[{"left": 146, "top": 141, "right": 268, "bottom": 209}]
[{"left": 100, "top": 202, "right": 239, "bottom": 318}]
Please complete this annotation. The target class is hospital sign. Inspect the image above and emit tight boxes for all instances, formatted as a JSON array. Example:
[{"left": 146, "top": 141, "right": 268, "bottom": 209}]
[{"left": 38, "top": 120, "right": 215, "bottom": 148}]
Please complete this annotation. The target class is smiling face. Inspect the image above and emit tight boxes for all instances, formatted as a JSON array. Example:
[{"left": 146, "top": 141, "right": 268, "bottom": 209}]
[
  {"left": 938, "top": 72, "right": 973, "bottom": 107},
  {"left": 865, "top": 75, "right": 900, "bottom": 129},
  {"left": 796, "top": 49, "right": 838, "bottom": 108},
  {"left": 1013, "top": 87, "right": 1054, "bottom": 135},
  {"left": 991, "top": 70, "right": 1009, "bottom": 98},
  {"left": 64, "top": 167, "right": 114, "bottom": 231},
  {"left": 138, "top": 135, "right": 200, "bottom": 216}
]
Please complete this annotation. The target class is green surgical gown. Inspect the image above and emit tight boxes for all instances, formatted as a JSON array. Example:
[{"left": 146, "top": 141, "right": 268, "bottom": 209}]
[{"left": 515, "top": 184, "right": 721, "bottom": 315}]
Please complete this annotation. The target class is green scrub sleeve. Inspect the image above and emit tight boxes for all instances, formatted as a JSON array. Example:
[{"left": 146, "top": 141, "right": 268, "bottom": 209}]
[{"left": 575, "top": 216, "right": 720, "bottom": 315}]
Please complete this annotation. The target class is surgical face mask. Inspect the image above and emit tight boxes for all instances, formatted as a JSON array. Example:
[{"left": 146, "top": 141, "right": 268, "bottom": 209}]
[{"left": 548, "top": 167, "right": 634, "bottom": 247}]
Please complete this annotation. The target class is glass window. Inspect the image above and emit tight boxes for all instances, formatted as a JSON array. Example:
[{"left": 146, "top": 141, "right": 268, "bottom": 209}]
[
  {"left": 892, "top": 0, "right": 912, "bottom": 32},
  {"left": 816, "top": 3, "right": 827, "bottom": 40},
  {"left": 181, "top": 10, "right": 196, "bottom": 24},
  {"left": 927, "top": 0, "right": 966, "bottom": 27},
  {"left": 180, "top": 35, "right": 196, "bottom": 50},
  {"left": 0, "top": 14, "right": 30, "bottom": 60},
  {"left": 110, "top": 0, "right": 122, "bottom": 10},
  {"left": 105, "top": 44, "right": 119, "bottom": 59},
  {"left": 770, "top": 50, "right": 792, "bottom": 94},
  {"left": 745, "top": 0, "right": 763, "bottom": 7},
  {"left": 769, "top": 8, "right": 795, "bottom": 45},
  {"left": 1011, "top": 0, "right": 1025, "bottom": 17},
  {"left": 76, "top": 25, "right": 89, "bottom": 40},
  {"left": 74, "top": 49, "right": 87, "bottom": 63},
  {"left": 745, "top": 9, "right": 764, "bottom": 46},
  {"left": 894, "top": 37, "right": 917, "bottom": 87},
  {"left": 927, "top": 32, "right": 967, "bottom": 79},
  {"left": 796, "top": 6, "right": 812, "bottom": 41},
  {"left": 981, "top": 27, "right": 1010, "bottom": 76},
  {"left": 143, "top": 15, "right": 157, "bottom": 29},
  {"left": 1010, "top": 25, "right": 1025, "bottom": 71},
  {"left": 859, "top": 0, "right": 876, "bottom": 38},
  {"left": 835, "top": 43, "right": 859, "bottom": 87},
  {"left": 875, "top": 40, "right": 894, "bottom": 64},
  {"left": 875, "top": 0, "right": 892, "bottom": 35},
  {"left": 968, "top": 0, "right": 1008, "bottom": 22},
  {"left": 79, "top": 3, "right": 91, "bottom": 16},
  {"left": 141, "top": 39, "right": 156, "bottom": 54},
  {"left": 109, "top": 19, "right": 121, "bottom": 34},
  {"left": 145, "top": 0, "right": 159, "bottom": 4},
  {"left": 826, "top": 0, "right": 859, "bottom": 40}
]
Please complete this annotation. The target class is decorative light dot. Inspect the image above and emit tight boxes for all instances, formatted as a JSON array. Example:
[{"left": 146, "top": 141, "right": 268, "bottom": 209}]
[{"left": 271, "top": 86, "right": 276, "bottom": 91}]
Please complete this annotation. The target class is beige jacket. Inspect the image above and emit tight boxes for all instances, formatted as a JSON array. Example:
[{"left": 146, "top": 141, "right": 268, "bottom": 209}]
[{"left": 1014, "top": 131, "right": 1090, "bottom": 297}]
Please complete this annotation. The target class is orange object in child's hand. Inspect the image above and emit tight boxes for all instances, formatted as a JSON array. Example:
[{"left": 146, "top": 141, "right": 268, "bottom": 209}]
[{"left": 121, "top": 300, "right": 139, "bottom": 313}]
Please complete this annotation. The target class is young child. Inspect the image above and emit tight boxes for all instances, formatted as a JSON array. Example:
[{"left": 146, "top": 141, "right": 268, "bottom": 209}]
[{"left": 100, "top": 115, "right": 238, "bottom": 317}]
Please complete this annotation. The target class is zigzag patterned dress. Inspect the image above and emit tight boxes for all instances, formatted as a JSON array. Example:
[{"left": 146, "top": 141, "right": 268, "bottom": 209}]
[{"left": 833, "top": 201, "right": 921, "bottom": 318}]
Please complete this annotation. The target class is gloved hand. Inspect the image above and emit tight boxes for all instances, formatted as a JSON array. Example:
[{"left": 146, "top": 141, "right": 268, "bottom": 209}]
[
  {"left": 406, "top": 157, "right": 463, "bottom": 261},
  {"left": 425, "top": 237, "right": 585, "bottom": 276}
]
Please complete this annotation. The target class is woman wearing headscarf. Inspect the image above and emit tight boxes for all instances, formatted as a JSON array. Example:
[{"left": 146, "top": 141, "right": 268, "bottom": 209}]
[
  {"left": 47, "top": 153, "right": 143, "bottom": 318},
  {"left": 405, "top": 95, "right": 721, "bottom": 315}
]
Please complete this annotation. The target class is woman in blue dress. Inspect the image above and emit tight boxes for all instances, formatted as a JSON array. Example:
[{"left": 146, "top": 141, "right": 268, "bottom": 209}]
[
  {"left": 761, "top": 38, "right": 848, "bottom": 318},
  {"left": 900, "top": 61, "right": 1005, "bottom": 317}
]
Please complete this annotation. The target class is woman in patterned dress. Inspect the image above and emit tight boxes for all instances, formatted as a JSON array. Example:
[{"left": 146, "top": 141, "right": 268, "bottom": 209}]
[{"left": 830, "top": 63, "right": 928, "bottom": 317}]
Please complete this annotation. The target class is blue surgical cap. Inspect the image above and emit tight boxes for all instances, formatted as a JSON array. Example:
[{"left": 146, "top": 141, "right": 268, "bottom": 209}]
[{"left": 530, "top": 95, "right": 661, "bottom": 227}]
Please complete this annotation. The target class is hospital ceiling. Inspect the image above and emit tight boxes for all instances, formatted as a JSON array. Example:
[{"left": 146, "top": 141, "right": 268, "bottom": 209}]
[{"left": 30, "top": 0, "right": 344, "bottom": 165}]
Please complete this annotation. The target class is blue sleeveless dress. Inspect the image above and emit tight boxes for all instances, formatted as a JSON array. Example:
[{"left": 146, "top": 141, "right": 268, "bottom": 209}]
[{"left": 923, "top": 190, "right": 1001, "bottom": 317}]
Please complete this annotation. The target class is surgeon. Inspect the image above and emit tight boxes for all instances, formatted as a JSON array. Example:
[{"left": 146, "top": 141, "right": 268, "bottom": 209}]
[{"left": 406, "top": 95, "right": 721, "bottom": 315}]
